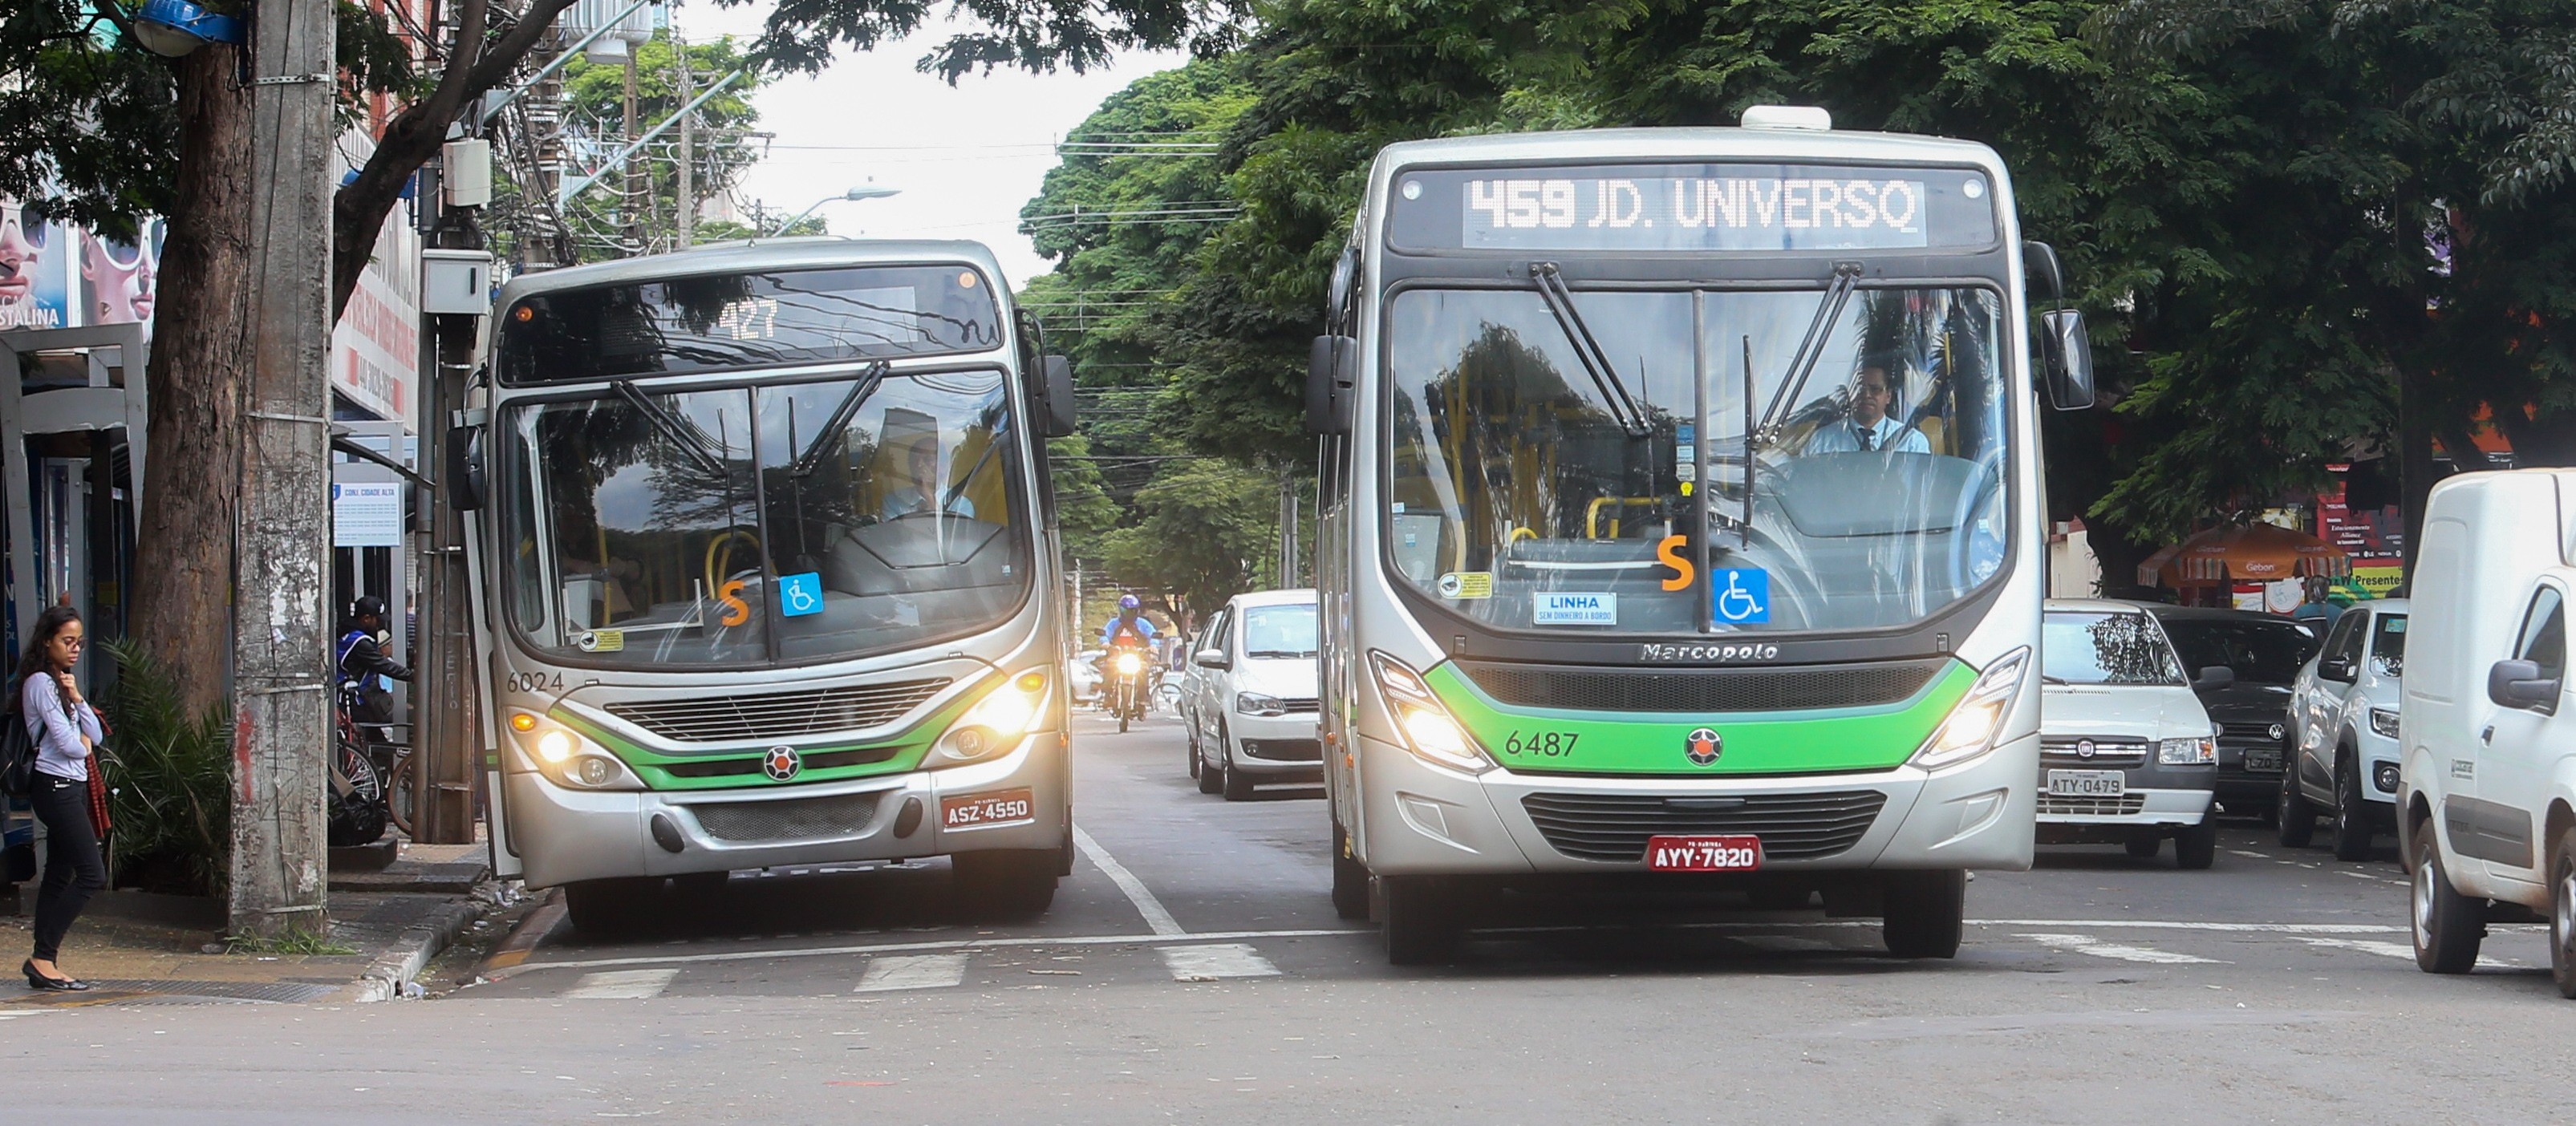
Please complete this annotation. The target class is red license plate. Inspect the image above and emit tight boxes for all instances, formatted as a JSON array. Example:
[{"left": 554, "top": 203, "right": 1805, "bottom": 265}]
[
  {"left": 1645, "top": 834, "right": 1764, "bottom": 872},
  {"left": 941, "top": 788, "right": 1036, "bottom": 829}
]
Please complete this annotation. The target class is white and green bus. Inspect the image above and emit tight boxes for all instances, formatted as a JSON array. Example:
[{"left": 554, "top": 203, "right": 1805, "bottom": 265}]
[
  {"left": 1307, "top": 111, "right": 2095, "bottom": 962},
  {"left": 452, "top": 239, "right": 1081, "bottom": 932}
]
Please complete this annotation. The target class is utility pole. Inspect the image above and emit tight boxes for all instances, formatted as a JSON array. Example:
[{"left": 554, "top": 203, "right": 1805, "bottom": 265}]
[
  {"left": 1277, "top": 472, "right": 1299, "bottom": 586},
  {"left": 231, "top": 0, "right": 337, "bottom": 938},
  {"left": 621, "top": 50, "right": 642, "bottom": 252},
  {"left": 672, "top": 34, "right": 694, "bottom": 249}
]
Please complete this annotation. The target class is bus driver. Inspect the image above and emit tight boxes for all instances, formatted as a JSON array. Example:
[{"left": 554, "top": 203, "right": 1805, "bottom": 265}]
[
  {"left": 881, "top": 432, "right": 976, "bottom": 521},
  {"left": 1803, "top": 358, "right": 1929, "bottom": 455}
]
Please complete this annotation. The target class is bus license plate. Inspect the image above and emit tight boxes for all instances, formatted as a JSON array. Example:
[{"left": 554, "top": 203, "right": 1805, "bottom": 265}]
[
  {"left": 1645, "top": 835, "right": 1764, "bottom": 872},
  {"left": 2046, "top": 770, "right": 2125, "bottom": 798},
  {"left": 941, "top": 788, "right": 1036, "bottom": 829}
]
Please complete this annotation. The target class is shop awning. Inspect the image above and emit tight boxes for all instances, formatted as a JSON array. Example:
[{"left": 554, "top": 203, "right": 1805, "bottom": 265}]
[{"left": 2137, "top": 522, "right": 2353, "bottom": 587}]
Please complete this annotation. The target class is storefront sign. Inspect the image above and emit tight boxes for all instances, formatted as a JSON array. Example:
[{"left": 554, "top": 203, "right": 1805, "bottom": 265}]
[
  {"left": 329, "top": 135, "right": 420, "bottom": 424},
  {"left": 332, "top": 483, "right": 404, "bottom": 547}
]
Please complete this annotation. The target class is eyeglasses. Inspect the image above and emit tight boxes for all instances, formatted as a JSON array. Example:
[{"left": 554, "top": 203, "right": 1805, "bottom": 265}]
[{"left": 97, "top": 219, "right": 164, "bottom": 269}]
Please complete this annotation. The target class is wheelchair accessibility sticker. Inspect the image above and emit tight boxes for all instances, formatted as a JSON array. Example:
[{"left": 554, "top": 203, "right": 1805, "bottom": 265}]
[
  {"left": 1712, "top": 569, "right": 1770, "bottom": 624},
  {"left": 778, "top": 572, "right": 826, "bottom": 618}
]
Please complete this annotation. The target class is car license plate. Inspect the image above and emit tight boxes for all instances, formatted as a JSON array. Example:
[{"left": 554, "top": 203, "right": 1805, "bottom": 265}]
[
  {"left": 2047, "top": 770, "right": 2125, "bottom": 798},
  {"left": 2245, "top": 747, "right": 2282, "bottom": 772},
  {"left": 1645, "top": 835, "right": 1764, "bottom": 872},
  {"left": 941, "top": 788, "right": 1036, "bottom": 829}
]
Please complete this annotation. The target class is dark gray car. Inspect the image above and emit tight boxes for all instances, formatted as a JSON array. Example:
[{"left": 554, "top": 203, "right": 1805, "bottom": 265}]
[{"left": 2137, "top": 604, "right": 2322, "bottom": 817}]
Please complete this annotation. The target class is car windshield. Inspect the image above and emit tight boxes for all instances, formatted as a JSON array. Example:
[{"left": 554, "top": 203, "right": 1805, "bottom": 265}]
[
  {"left": 2160, "top": 618, "right": 2318, "bottom": 685},
  {"left": 2043, "top": 612, "right": 2185, "bottom": 686},
  {"left": 1385, "top": 285, "right": 2007, "bottom": 634},
  {"left": 2371, "top": 613, "right": 2406, "bottom": 675},
  {"left": 1242, "top": 604, "right": 1318, "bottom": 658},
  {"left": 501, "top": 369, "right": 1030, "bottom": 667}
]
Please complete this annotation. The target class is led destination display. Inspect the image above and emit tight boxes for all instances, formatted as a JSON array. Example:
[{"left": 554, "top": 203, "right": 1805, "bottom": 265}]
[{"left": 1390, "top": 164, "right": 1998, "bottom": 253}]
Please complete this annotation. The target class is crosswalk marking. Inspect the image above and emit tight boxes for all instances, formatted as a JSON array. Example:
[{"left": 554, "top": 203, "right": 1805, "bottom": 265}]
[
  {"left": 856, "top": 953, "right": 968, "bottom": 993},
  {"left": 1160, "top": 943, "right": 1280, "bottom": 981},
  {"left": 2290, "top": 934, "right": 2518, "bottom": 970},
  {"left": 2019, "top": 933, "right": 2225, "bottom": 965},
  {"left": 564, "top": 968, "right": 679, "bottom": 999}
]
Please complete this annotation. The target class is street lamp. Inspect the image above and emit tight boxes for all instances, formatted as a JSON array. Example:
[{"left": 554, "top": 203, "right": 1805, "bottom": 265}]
[{"left": 768, "top": 184, "right": 900, "bottom": 237}]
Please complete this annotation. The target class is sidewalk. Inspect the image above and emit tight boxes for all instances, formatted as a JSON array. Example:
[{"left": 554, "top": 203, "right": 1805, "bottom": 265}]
[{"left": 0, "top": 836, "right": 501, "bottom": 1008}]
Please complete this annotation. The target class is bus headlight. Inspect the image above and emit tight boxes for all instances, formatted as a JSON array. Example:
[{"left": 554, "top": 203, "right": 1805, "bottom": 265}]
[
  {"left": 1909, "top": 647, "right": 2030, "bottom": 772},
  {"left": 1369, "top": 651, "right": 1492, "bottom": 774},
  {"left": 935, "top": 670, "right": 1051, "bottom": 766},
  {"left": 509, "top": 713, "right": 644, "bottom": 791},
  {"left": 2158, "top": 736, "right": 2217, "bottom": 765}
]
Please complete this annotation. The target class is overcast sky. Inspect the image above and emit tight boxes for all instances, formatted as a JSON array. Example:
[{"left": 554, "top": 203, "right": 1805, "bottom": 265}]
[{"left": 671, "top": 2, "right": 1180, "bottom": 287}]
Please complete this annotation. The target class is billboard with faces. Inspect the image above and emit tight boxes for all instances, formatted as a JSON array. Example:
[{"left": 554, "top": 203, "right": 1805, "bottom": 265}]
[{"left": 0, "top": 199, "right": 73, "bottom": 332}]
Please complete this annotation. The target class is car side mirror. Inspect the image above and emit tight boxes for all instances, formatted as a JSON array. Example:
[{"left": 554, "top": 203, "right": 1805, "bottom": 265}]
[
  {"left": 1195, "top": 648, "right": 1230, "bottom": 670},
  {"left": 1041, "top": 354, "right": 1077, "bottom": 438},
  {"left": 2040, "top": 309, "right": 2095, "bottom": 411},
  {"left": 2193, "top": 665, "right": 2234, "bottom": 691},
  {"left": 2318, "top": 657, "right": 2355, "bottom": 683},
  {"left": 444, "top": 424, "right": 485, "bottom": 512},
  {"left": 2488, "top": 659, "right": 2560, "bottom": 711},
  {"left": 1306, "top": 334, "right": 1356, "bottom": 436}
]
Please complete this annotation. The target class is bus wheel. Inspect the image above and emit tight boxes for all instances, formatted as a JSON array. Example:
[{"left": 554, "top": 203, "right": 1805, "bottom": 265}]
[
  {"left": 955, "top": 849, "right": 1059, "bottom": 920},
  {"left": 1378, "top": 876, "right": 1460, "bottom": 966},
  {"left": 562, "top": 878, "right": 657, "bottom": 936},
  {"left": 1880, "top": 870, "right": 1965, "bottom": 958},
  {"left": 1331, "top": 819, "right": 1370, "bottom": 921}
]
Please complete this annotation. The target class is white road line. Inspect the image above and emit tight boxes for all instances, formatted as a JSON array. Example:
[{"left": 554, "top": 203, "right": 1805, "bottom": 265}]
[
  {"left": 1073, "top": 824, "right": 1186, "bottom": 938},
  {"left": 2292, "top": 935, "right": 2520, "bottom": 970},
  {"left": 1975, "top": 920, "right": 2404, "bottom": 934},
  {"left": 1160, "top": 943, "right": 1281, "bottom": 982},
  {"left": 496, "top": 927, "right": 1365, "bottom": 978},
  {"left": 2019, "top": 933, "right": 2225, "bottom": 965},
  {"left": 855, "top": 953, "right": 968, "bottom": 993},
  {"left": 563, "top": 968, "right": 679, "bottom": 999}
]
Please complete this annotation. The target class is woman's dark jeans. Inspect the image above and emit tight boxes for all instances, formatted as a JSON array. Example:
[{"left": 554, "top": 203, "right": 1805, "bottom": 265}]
[{"left": 28, "top": 773, "right": 104, "bottom": 963}]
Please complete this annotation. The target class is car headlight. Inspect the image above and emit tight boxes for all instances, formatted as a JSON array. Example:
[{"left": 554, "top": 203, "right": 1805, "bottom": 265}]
[
  {"left": 2158, "top": 736, "right": 2217, "bottom": 765},
  {"left": 2368, "top": 707, "right": 2400, "bottom": 739},
  {"left": 1114, "top": 651, "right": 1142, "bottom": 676},
  {"left": 1909, "top": 647, "right": 2030, "bottom": 771},
  {"left": 509, "top": 712, "right": 645, "bottom": 791},
  {"left": 1236, "top": 691, "right": 1287, "bottom": 717},
  {"left": 1368, "top": 651, "right": 1492, "bottom": 773},
  {"left": 935, "top": 670, "right": 1052, "bottom": 766}
]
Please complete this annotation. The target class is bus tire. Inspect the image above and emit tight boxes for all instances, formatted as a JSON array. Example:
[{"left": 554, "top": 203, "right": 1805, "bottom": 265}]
[
  {"left": 1880, "top": 869, "right": 1965, "bottom": 958},
  {"left": 2411, "top": 826, "right": 2484, "bottom": 974},
  {"left": 2278, "top": 761, "right": 2318, "bottom": 847},
  {"left": 1378, "top": 876, "right": 1459, "bottom": 966},
  {"left": 2175, "top": 820, "right": 2218, "bottom": 870},
  {"left": 954, "top": 849, "right": 1059, "bottom": 920},
  {"left": 563, "top": 878, "right": 656, "bottom": 936},
  {"left": 1331, "top": 818, "right": 1370, "bottom": 921},
  {"left": 2331, "top": 752, "right": 2374, "bottom": 861}
]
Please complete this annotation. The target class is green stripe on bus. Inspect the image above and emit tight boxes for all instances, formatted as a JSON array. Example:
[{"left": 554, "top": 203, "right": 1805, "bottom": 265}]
[
  {"left": 548, "top": 689, "right": 983, "bottom": 792},
  {"left": 1423, "top": 659, "right": 1974, "bottom": 776}
]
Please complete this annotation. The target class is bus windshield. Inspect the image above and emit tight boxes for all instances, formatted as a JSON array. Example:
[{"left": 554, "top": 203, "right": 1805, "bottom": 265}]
[
  {"left": 1385, "top": 284, "right": 2006, "bottom": 634},
  {"left": 501, "top": 367, "right": 1030, "bottom": 668}
]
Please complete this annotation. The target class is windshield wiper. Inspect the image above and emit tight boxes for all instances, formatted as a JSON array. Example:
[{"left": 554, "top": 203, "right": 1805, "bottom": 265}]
[
  {"left": 1529, "top": 262, "right": 1650, "bottom": 438},
  {"left": 1755, "top": 261, "right": 1864, "bottom": 445},
  {"left": 611, "top": 379, "right": 728, "bottom": 478},
  {"left": 789, "top": 360, "right": 892, "bottom": 477}
]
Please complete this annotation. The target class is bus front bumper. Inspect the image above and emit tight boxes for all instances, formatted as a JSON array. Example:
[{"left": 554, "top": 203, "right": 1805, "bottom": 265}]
[
  {"left": 1353, "top": 731, "right": 2037, "bottom": 877},
  {"left": 505, "top": 733, "right": 1069, "bottom": 889}
]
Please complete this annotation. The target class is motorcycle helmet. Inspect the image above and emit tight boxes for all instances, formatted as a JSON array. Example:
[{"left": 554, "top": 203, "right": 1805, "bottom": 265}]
[{"left": 1118, "top": 594, "right": 1141, "bottom": 611}]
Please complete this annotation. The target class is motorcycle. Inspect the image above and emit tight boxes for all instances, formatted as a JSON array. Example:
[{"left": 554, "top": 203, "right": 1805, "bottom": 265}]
[{"left": 1105, "top": 644, "right": 1150, "bottom": 732}]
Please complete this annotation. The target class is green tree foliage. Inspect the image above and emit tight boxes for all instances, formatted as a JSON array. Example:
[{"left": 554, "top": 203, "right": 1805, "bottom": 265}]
[
  {"left": 556, "top": 32, "right": 768, "bottom": 259},
  {"left": 1095, "top": 460, "right": 1280, "bottom": 616}
]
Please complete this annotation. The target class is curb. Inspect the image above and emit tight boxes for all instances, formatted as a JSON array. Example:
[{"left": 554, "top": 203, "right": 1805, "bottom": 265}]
[{"left": 340, "top": 897, "right": 486, "bottom": 1003}]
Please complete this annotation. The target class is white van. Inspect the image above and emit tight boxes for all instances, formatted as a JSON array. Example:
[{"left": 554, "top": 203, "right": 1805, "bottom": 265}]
[{"left": 2400, "top": 469, "right": 2576, "bottom": 995}]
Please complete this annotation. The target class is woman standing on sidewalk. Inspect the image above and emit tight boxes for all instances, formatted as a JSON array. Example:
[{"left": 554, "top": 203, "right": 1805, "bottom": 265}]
[{"left": 20, "top": 605, "right": 103, "bottom": 991}]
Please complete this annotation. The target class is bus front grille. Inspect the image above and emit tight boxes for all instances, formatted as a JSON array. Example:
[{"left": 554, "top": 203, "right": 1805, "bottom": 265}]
[
  {"left": 606, "top": 678, "right": 951, "bottom": 742},
  {"left": 1519, "top": 790, "right": 1886, "bottom": 863},
  {"left": 688, "top": 793, "right": 882, "bottom": 843},
  {"left": 1454, "top": 659, "right": 1945, "bottom": 713}
]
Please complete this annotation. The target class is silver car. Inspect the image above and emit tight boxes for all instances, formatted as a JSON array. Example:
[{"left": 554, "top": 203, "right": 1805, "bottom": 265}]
[{"left": 2282, "top": 598, "right": 2407, "bottom": 858}]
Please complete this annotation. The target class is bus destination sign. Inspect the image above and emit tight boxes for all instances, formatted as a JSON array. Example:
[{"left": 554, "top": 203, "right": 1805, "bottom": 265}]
[{"left": 1389, "top": 164, "right": 1998, "bottom": 254}]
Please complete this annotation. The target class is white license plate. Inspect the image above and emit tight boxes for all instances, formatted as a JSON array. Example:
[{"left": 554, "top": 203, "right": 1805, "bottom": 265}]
[{"left": 2046, "top": 770, "right": 2125, "bottom": 798}]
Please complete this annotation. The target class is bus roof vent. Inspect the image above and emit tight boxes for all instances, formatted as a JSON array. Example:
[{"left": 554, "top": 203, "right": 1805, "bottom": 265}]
[{"left": 1741, "top": 105, "right": 1832, "bottom": 132}]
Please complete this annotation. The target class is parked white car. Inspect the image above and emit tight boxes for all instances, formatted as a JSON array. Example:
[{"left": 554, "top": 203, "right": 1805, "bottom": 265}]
[
  {"left": 2038, "top": 599, "right": 2225, "bottom": 869},
  {"left": 1176, "top": 616, "right": 1219, "bottom": 780},
  {"left": 1069, "top": 648, "right": 1105, "bottom": 705},
  {"left": 2400, "top": 469, "right": 2576, "bottom": 994},
  {"left": 2283, "top": 598, "right": 2408, "bottom": 858},
  {"left": 1190, "top": 589, "right": 1320, "bottom": 801}
]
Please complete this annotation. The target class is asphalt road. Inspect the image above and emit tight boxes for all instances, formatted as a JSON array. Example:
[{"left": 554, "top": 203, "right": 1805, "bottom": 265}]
[{"left": 8, "top": 709, "right": 2576, "bottom": 1124}]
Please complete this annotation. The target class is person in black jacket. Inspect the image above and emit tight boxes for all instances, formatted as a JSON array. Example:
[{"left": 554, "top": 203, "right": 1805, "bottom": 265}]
[{"left": 338, "top": 596, "right": 411, "bottom": 726}]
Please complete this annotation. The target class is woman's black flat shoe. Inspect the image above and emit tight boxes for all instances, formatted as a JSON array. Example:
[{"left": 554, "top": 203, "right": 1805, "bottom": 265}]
[{"left": 21, "top": 961, "right": 88, "bottom": 991}]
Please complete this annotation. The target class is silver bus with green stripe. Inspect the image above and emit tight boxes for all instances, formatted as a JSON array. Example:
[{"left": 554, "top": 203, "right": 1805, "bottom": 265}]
[
  {"left": 451, "top": 239, "right": 1081, "bottom": 933},
  {"left": 1308, "top": 111, "right": 2097, "bottom": 963}
]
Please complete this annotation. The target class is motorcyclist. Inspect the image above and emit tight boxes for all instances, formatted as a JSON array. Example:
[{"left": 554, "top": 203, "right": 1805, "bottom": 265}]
[
  {"left": 337, "top": 595, "right": 412, "bottom": 727},
  {"left": 1098, "top": 596, "right": 1158, "bottom": 712}
]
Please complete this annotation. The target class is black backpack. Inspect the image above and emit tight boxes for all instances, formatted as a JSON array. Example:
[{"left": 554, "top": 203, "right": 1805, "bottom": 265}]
[{"left": 0, "top": 692, "right": 34, "bottom": 798}]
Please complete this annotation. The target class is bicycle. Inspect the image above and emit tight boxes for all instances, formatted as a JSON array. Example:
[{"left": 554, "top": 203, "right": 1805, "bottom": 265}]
[{"left": 330, "top": 684, "right": 415, "bottom": 845}]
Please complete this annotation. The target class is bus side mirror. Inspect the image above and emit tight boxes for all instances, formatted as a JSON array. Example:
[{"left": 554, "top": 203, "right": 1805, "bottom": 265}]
[
  {"left": 1042, "top": 354, "right": 1077, "bottom": 438},
  {"left": 1307, "top": 334, "right": 1355, "bottom": 436},
  {"left": 2025, "top": 240, "right": 2065, "bottom": 306},
  {"left": 444, "top": 424, "right": 485, "bottom": 512},
  {"left": 2040, "top": 309, "right": 2095, "bottom": 411}
]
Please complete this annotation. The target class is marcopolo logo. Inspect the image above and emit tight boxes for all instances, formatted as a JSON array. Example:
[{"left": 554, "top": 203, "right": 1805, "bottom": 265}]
[
  {"left": 1685, "top": 727, "right": 1722, "bottom": 767},
  {"left": 762, "top": 745, "right": 802, "bottom": 782},
  {"left": 1638, "top": 642, "right": 1782, "bottom": 662}
]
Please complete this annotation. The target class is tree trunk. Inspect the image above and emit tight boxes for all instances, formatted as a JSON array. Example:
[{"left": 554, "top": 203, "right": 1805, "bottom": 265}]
[
  {"left": 2400, "top": 364, "right": 2435, "bottom": 586},
  {"left": 131, "top": 47, "right": 254, "bottom": 715}
]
